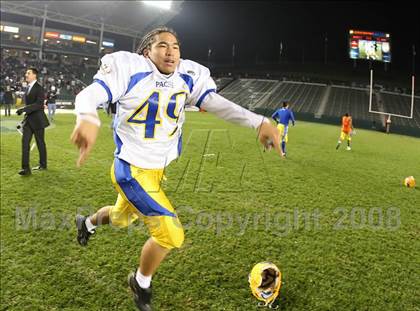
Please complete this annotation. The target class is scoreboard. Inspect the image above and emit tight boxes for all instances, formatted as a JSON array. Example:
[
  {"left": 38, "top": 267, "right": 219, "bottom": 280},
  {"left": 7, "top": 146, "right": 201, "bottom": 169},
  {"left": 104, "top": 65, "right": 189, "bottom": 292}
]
[{"left": 349, "top": 30, "right": 391, "bottom": 63}]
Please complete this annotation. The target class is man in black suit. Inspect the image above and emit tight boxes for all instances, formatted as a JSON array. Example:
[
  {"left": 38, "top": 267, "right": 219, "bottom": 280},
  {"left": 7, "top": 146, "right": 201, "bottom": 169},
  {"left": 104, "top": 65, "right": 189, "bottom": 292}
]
[{"left": 17, "top": 67, "right": 49, "bottom": 176}]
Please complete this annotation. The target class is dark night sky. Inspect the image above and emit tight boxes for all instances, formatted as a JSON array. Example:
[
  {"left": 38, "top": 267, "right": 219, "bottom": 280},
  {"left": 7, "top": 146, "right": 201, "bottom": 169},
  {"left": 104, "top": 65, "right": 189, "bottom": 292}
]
[
  {"left": 2, "top": 1, "right": 419, "bottom": 71},
  {"left": 167, "top": 1, "right": 419, "bottom": 70}
]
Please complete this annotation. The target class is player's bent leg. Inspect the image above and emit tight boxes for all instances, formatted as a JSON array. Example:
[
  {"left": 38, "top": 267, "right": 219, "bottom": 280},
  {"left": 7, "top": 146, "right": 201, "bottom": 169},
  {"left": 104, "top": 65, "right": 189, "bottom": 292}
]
[
  {"left": 129, "top": 220, "right": 184, "bottom": 311},
  {"left": 110, "top": 159, "right": 184, "bottom": 310},
  {"left": 109, "top": 194, "right": 139, "bottom": 228},
  {"left": 138, "top": 215, "right": 184, "bottom": 277},
  {"left": 282, "top": 133, "right": 289, "bottom": 157},
  {"left": 139, "top": 237, "right": 171, "bottom": 277},
  {"left": 90, "top": 205, "right": 112, "bottom": 226},
  {"left": 144, "top": 215, "right": 185, "bottom": 250},
  {"left": 75, "top": 214, "right": 94, "bottom": 246},
  {"left": 337, "top": 131, "right": 346, "bottom": 150},
  {"left": 346, "top": 138, "right": 352, "bottom": 150},
  {"left": 128, "top": 270, "right": 153, "bottom": 311},
  {"left": 111, "top": 159, "right": 183, "bottom": 243},
  {"left": 281, "top": 141, "right": 286, "bottom": 156},
  {"left": 75, "top": 205, "right": 113, "bottom": 246},
  {"left": 127, "top": 217, "right": 184, "bottom": 311},
  {"left": 336, "top": 140, "right": 341, "bottom": 150}
]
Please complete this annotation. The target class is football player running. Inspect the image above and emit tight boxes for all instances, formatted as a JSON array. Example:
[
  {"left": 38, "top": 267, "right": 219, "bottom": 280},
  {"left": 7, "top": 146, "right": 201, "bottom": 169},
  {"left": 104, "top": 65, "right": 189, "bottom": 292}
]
[
  {"left": 271, "top": 101, "right": 295, "bottom": 157},
  {"left": 71, "top": 26, "right": 281, "bottom": 311},
  {"left": 336, "top": 112, "right": 353, "bottom": 151}
]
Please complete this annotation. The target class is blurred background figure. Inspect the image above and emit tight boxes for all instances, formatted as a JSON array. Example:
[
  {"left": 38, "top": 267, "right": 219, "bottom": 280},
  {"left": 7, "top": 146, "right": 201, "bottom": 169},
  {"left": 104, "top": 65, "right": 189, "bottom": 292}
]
[
  {"left": 46, "top": 85, "right": 58, "bottom": 122},
  {"left": 107, "top": 102, "right": 117, "bottom": 129},
  {"left": 385, "top": 114, "right": 392, "bottom": 134},
  {"left": 3, "top": 85, "right": 14, "bottom": 117}
]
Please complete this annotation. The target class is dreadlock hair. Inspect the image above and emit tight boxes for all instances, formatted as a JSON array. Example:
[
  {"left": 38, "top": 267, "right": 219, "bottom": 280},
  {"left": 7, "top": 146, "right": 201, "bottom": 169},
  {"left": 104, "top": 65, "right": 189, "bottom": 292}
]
[{"left": 136, "top": 26, "right": 180, "bottom": 56}]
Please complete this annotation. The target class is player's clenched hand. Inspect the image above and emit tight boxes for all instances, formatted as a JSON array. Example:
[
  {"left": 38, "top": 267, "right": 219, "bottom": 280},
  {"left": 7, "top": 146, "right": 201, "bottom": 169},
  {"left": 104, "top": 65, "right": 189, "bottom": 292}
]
[
  {"left": 70, "top": 119, "right": 99, "bottom": 167},
  {"left": 257, "top": 121, "right": 281, "bottom": 156}
]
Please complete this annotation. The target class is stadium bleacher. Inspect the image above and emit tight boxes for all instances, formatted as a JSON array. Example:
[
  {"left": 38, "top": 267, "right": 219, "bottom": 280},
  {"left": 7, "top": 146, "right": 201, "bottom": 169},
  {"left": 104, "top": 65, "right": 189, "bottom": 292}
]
[
  {"left": 214, "top": 77, "right": 234, "bottom": 91},
  {"left": 217, "top": 76, "right": 419, "bottom": 134},
  {"left": 326, "top": 86, "right": 375, "bottom": 121},
  {"left": 219, "top": 79, "right": 278, "bottom": 109},
  {"left": 379, "top": 92, "right": 420, "bottom": 128},
  {"left": 1, "top": 54, "right": 88, "bottom": 105},
  {"left": 266, "top": 82, "right": 326, "bottom": 113},
  {"left": 1, "top": 49, "right": 418, "bottom": 135}
]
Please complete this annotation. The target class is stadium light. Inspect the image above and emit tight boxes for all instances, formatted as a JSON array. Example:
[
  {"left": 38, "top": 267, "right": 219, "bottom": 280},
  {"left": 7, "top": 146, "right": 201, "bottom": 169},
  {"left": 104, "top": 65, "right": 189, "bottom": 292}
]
[{"left": 143, "top": 1, "right": 172, "bottom": 10}]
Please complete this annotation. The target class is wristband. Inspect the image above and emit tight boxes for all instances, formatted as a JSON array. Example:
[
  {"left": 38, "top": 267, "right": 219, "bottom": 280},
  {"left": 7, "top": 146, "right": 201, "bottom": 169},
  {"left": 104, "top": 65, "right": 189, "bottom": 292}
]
[{"left": 77, "top": 113, "right": 101, "bottom": 127}]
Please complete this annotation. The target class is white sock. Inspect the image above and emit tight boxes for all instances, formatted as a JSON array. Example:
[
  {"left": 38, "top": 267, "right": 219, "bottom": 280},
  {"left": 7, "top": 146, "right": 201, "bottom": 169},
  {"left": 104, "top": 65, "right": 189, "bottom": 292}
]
[
  {"left": 85, "top": 217, "right": 97, "bottom": 233},
  {"left": 136, "top": 270, "right": 152, "bottom": 289}
]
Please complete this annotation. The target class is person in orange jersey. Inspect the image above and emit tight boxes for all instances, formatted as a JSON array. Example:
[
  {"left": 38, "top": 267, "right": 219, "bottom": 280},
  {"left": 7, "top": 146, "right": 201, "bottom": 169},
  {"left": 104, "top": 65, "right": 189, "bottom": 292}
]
[{"left": 336, "top": 113, "right": 354, "bottom": 151}]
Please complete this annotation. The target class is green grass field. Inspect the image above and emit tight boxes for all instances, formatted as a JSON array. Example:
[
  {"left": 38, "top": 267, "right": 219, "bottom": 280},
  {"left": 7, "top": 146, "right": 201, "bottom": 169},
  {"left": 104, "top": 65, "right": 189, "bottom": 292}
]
[{"left": 1, "top": 111, "right": 419, "bottom": 310}]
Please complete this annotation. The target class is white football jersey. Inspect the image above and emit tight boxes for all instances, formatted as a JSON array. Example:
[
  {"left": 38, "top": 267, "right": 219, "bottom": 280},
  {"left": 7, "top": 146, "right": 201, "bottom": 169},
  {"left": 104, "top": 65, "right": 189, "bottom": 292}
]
[{"left": 92, "top": 51, "right": 217, "bottom": 169}]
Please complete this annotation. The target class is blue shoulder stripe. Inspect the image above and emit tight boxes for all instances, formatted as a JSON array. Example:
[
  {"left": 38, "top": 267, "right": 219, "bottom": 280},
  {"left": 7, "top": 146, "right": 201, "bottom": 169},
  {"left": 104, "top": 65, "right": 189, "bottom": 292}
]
[
  {"left": 179, "top": 73, "right": 194, "bottom": 93},
  {"left": 196, "top": 89, "right": 216, "bottom": 108},
  {"left": 94, "top": 79, "right": 112, "bottom": 103},
  {"left": 125, "top": 72, "right": 152, "bottom": 95}
]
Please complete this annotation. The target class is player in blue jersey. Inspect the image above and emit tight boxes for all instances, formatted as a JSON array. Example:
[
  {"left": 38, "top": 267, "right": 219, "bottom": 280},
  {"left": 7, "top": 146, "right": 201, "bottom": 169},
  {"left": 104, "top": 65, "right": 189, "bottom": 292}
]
[
  {"left": 71, "top": 27, "right": 282, "bottom": 311},
  {"left": 271, "top": 101, "right": 295, "bottom": 157}
]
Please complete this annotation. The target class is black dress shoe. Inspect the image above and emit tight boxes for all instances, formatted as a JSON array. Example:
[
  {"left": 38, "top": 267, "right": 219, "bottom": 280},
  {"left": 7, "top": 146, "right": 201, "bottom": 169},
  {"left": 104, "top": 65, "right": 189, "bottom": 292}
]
[
  {"left": 32, "top": 166, "right": 47, "bottom": 171},
  {"left": 18, "top": 169, "right": 32, "bottom": 176}
]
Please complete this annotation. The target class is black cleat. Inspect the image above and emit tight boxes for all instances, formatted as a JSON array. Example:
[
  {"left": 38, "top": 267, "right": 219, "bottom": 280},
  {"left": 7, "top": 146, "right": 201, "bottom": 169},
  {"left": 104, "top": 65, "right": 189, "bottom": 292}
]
[
  {"left": 18, "top": 169, "right": 31, "bottom": 176},
  {"left": 75, "top": 215, "right": 94, "bottom": 246},
  {"left": 128, "top": 271, "right": 152, "bottom": 311}
]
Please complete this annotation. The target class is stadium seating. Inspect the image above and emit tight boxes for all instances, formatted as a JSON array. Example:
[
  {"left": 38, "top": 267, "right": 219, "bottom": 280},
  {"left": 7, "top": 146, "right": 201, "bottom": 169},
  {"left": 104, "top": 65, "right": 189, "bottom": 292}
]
[
  {"left": 218, "top": 77, "right": 418, "bottom": 132},
  {"left": 378, "top": 91, "right": 420, "bottom": 128},
  {"left": 266, "top": 82, "right": 325, "bottom": 113},
  {"left": 219, "top": 79, "right": 278, "bottom": 109},
  {"left": 1, "top": 52, "right": 418, "bottom": 133},
  {"left": 324, "top": 86, "right": 376, "bottom": 121},
  {"left": 1, "top": 55, "right": 88, "bottom": 104},
  {"left": 214, "top": 77, "right": 234, "bottom": 91}
]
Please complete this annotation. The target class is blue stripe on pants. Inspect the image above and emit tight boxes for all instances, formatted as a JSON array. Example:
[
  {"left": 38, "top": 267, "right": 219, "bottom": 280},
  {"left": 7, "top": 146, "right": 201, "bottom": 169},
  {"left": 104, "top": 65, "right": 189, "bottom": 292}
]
[{"left": 113, "top": 158, "right": 175, "bottom": 217}]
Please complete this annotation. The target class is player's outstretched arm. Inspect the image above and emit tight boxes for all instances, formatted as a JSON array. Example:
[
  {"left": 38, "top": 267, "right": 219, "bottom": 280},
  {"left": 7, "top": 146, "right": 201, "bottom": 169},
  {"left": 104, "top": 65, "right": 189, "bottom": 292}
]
[{"left": 200, "top": 92, "right": 282, "bottom": 156}]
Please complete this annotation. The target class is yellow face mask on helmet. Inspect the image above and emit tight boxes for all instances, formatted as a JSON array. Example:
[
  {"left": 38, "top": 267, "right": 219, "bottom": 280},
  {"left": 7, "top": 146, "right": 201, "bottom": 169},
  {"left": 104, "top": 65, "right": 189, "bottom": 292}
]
[{"left": 249, "top": 262, "right": 281, "bottom": 308}]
